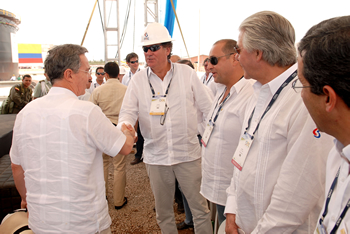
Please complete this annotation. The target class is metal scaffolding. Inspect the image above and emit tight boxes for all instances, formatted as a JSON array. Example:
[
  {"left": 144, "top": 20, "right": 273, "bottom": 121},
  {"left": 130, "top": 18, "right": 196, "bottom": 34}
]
[
  {"left": 103, "top": 0, "right": 121, "bottom": 64},
  {"left": 144, "top": 0, "right": 158, "bottom": 27}
]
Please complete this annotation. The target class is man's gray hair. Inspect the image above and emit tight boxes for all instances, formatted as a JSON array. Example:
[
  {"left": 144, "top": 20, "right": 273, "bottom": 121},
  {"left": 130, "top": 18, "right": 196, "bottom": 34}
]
[
  {"left": 44, "top": 44, "right": 88, "bottom": 84},
  {"left": 239, "top": 11, "right": 296, "bottom": 67}
]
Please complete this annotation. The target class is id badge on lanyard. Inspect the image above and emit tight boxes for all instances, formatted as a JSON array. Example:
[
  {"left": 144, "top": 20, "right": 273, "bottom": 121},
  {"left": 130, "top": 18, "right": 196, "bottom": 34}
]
[
  {"left": 231, "top": 132, "right": 253, "bottom": 171},
  {"left": 201, "top": 120, "right": 214, "bottom": 147},
  {"left": 316, "top": 223, "right": 328, "bottom": 234},
  {"left": 150, "top": 95, "right": 167, "bottom": 115}
]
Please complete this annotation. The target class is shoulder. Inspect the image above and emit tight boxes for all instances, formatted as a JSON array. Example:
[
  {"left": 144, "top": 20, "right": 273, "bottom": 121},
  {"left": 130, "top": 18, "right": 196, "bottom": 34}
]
[
  {"left": 12, "top": 84, "right": 22, "bottom": 92},
  {"left": 39, "top": 80, "right": 45, "bottom": 83}
]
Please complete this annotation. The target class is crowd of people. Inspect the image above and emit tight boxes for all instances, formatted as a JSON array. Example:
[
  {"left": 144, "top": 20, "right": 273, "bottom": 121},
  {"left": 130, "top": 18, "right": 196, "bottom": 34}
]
[{"left": 3, "top": 10, "right": 350, "bottom": 234}]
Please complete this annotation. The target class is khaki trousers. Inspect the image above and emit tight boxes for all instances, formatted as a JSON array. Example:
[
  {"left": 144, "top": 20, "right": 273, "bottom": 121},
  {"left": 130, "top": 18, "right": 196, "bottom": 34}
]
[
  {"left": 103, "top": 153, "right": 126, "bottom": 206},
  {"left": 146, "top": 159, "right": 212, "bottom": 234}
]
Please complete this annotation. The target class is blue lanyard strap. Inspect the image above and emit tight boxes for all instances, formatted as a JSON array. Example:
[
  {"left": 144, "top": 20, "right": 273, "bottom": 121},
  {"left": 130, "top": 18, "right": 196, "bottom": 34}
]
[
  {"left": 147, "top": 65, "right": 174, "bottom": 97},
  {"left": 245, "top": 70, "right": 297, "bottom": 139},
  {"left": 203, "top": 74, "right": 213, "bottom": 85},
  {"left": 209, "top": 87, "right": 231, "bottom": 123},
  {"left": 319, "top": 166, "right": 350, "bottom": 234}
]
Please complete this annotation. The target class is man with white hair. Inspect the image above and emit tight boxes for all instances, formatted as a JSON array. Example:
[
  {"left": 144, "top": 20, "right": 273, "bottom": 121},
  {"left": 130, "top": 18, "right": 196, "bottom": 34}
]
[
  {"left": 118, "top": 23, "right": 213, "bottom": 234},
  {"left": 224, "top": 11, "right": 333, "bottom": 234}
]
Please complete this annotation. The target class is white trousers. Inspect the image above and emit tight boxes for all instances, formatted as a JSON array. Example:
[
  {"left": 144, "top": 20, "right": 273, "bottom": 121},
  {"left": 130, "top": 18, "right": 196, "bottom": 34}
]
[{"left": 146, "top": 159, "right": 212, "bottom": 234}]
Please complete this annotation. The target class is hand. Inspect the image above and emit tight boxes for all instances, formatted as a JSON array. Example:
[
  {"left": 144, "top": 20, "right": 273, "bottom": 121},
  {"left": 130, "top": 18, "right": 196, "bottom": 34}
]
[
  {"left": 121, "top": 123, "right": 136, "bottom": 140},
  {"left": 225, "top": 214, "right": 240, "bottom": 234},
  {"left": 21, "top": 199, "right": 27, "bottom": 209}
]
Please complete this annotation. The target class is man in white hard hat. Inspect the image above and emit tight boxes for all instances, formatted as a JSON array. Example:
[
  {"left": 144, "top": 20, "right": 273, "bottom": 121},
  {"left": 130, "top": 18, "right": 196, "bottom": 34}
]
[
  {"left": 118, "top": 22, "right": 213, "bottom": 233},
  {"left": 118, "top": 66, "right": 127, "bottom": 83}
]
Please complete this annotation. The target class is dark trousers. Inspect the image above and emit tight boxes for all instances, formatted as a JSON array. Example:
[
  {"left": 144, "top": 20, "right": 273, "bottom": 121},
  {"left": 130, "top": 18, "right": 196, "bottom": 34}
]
[{"left": 135, "top": 124, "right": 144, "bottom": 159}]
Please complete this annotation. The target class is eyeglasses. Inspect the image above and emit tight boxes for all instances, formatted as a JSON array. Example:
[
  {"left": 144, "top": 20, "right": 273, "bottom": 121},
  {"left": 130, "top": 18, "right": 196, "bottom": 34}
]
[
  {"left": 79, "top": 69, "right": 92, "bottom": 75},
  {"left": 96, "top": 72, "right": 105, "bottom": 75},
  {"left": 234, "top": 46, "right": 241, "bottom": 55},
  {"left": 130, "top": 60, "right": 139, "bottom": 64},
  {"left": 292, "top": 79, "right": 312, "bottom": 93},
  {"left": 143, "top": 45, "right": 161, "bottom": 53},
  {"left": 209, "top": 53, "right": 235, "bottom": 65}
]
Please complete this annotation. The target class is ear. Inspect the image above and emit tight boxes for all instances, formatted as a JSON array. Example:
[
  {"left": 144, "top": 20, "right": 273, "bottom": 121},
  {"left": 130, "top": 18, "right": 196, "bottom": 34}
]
[
  {"left": 323, "top": 85, "right": 337, "bottom": 112},
  {"left": 255, "top": 50, "right": 263, "bottom": 62},
  {"left": 63, "top": 68, "right": 74, "bottom": 83}
]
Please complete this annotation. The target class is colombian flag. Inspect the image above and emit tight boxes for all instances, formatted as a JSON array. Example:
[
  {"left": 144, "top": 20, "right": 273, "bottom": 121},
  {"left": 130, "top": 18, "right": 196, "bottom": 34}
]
[{"left": 18, "top": 44, "right": 43, "bottom": 63}]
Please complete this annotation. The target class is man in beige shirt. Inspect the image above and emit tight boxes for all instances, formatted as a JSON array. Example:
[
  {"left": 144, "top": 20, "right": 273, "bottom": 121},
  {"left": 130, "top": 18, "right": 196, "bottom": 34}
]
[{"left": 90, "top": 62, "right": 128, "bottom": 209}]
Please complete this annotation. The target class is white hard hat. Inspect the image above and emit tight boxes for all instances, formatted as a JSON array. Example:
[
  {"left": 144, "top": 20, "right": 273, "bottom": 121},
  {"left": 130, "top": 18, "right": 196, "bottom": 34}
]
[
  {"left": 119, "top": 66, "right": 127, "bottom": 75},
  {"left": 141, "top": 22, "right": 175, "bottom": 46}
]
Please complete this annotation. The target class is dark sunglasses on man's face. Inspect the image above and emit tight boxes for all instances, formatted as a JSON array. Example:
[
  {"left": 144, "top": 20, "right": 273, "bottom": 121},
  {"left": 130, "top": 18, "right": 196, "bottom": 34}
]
[
  {"left": 130, "top": 60, "right": 138, "bottom": 64},
  {"left": 143, "top": 44, "right": 161, "bottom": 53},
  {"left": 209, "top": 53, "right": 235, "bottom": 65},
  {"left": 96, "top": 72, "right": 105, "bottom": 75}
]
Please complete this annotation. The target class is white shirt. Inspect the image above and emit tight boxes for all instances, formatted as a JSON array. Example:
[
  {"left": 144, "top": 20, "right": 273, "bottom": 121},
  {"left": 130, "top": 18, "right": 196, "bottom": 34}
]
[
  {"left": 88, "top": 80, "right": 105, "bottom": 93},
  {"left": 200, "top": 78, "right": 253, "bottom": 206},
  {"left": 316, "top": 140, "right": 350, "bottom": 234},
  {"left": 122, "top": 68, "right": 140, "bottom": 86},
  {"left": 201, "top": 72, "right": 217, "bottom": 96},
  {"left": 10, "top": 87, "right": 126, "bottom": 234},
  {"left": 225, "top": 64, "right": 334, "bottom": 233},
  {"left": 78, "top": 88, "right": 91, "bottom": 101},
  {"left": 118, "top": 62, "right": 213, "bottom": 165}
]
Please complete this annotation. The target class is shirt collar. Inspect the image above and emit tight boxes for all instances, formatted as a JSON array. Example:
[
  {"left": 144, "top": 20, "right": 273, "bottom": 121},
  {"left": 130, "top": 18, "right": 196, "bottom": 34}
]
[
  {"left": 230, "top": 77, "right": 247, "bottom": 95},
  {"left": 106, "top": 78, "right": 120, "bottom": 83},
  {"left": 49, "top": 87, "right": 78, "bottom": 99},
  {"left": 148, "top": 61, "right": 174, "bottom": 78},
  {"left": 252, "top": 63, "right": 297, "bottom": 95},
  {"left": 334, "top": 138, "right": 350, "bottom": 162}
]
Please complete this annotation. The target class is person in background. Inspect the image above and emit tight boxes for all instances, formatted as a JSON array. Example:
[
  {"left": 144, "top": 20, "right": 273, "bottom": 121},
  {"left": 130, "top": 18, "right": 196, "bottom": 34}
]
[
  {"left": 297, "top": 15, "right": 350, "bottom": 234},
  {"left": 122, "top": 53, "right": 140, "bottom": 86},
  {"left": 170, "top": 55, "right": 181, "bottom": 63},
  {"left": 118, "top": 66, "right": 127, "bottom": 83},
  {"left": 224, "top": 11, "right": 333, "bottom": 234},
  {"left": 90, "top": 61, "right": 128, "bottom": 210},
  {"left": 0, "top": 74, "right": 32, "bottom": 114},
  {"left": 89, "top": 66, "right": 105, "bottom": 93},
  {"left": 33, "top": 73, "right": 52, "bottom": 99},
  {"left": 10, "top": 44, "right": 135, "bottom": 234},
  {"left": 201, "top": 58, "right": 217, "bottom": 96}
]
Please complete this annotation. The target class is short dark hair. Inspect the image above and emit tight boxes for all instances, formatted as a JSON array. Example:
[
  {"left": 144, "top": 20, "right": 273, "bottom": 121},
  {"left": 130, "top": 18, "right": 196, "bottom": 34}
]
[
  {"left": 96, "top": 67, "right": 104, "bottom": 73},
  {"left": 161, "top": 42, "right": 173, "bottom": 60},
  {"left": 44, "top": 44, "right": 88, "bottom": 84},
  {"left": 125, "top": 53, "right": 138, "bottom": 63},
  {"left": 298, "top": 16, "right": 350, "bottom": 108},
  {"left": 22, "top": 74, "right": 31, "bottom": 80},
  {"left": 177, "top": 59, "right": 194, "bottom": 69},
  {"left": 104, "top": 62, "right": 119, "bottom": 78},
  {"left": 214, "top": 39, "right": 237, "bottom": 57},
  {"left": 203, "top": 58, "right": 209, "bottom": 66}
]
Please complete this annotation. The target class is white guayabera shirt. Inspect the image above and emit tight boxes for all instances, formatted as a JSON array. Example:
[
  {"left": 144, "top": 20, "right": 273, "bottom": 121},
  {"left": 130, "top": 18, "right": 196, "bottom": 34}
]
[
  {"left": 225, "top": 64, "right": 334, "bottom": 234},
  {"left": 118, "top": 62, "right": 213, "bottom": 166},
  {"left": 200, "top": 78, "right": 253, "bottom": 206},
  {"left": 10, "top": 87, "right": 126, "bottom": 234}
]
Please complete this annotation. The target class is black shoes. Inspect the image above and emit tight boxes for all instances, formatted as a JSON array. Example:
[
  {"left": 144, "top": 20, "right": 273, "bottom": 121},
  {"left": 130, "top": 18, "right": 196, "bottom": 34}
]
[
  {"left": 130, "top": 158, "right": 143, "bottom": 165},
  {"left": 176, "top": 221, "right": 194, "bottom": 230},
  {"left": 115, "top": 197, "right": 127, "bottom": 210}
]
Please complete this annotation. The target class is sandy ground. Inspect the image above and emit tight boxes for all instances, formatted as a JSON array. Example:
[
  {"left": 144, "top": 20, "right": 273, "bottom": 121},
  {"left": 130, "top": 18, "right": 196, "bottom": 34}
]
[{"left": 105, "top": 152, "right": 195, "bottom": 234}]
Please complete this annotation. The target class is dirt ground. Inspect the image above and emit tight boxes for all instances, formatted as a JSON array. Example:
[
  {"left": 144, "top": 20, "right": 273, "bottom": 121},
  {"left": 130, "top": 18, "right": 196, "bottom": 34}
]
[{"left": 105, "top": 152, "right": 195, "bottom": 234}]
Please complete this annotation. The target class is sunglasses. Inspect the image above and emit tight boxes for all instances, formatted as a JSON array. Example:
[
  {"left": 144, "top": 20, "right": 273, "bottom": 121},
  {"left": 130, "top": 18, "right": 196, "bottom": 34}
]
[
  {"left": 209, "top": 53, "right": 235, "bottom": 65},
  {"left": 234, "top": 46, "right": 241, "bottom": 55},
  {"left": 130, "top": 60, "right": 139, "bottom": 64},
  {"left": 143, "top": 45, "right": 161, "bottom": 53},
  {"left": 96, "top": 72, "right": 105, "bottom": 75}
]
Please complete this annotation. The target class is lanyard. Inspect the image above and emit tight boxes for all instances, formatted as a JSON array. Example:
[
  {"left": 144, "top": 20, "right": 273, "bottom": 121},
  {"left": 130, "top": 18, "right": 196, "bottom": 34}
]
[
  {"left": 319, "top": 166, "right": 350, "bottom": 234},
  {"left": 245, "top": 70, "right": 297, "bottom": 139},
  {"left": 203, "top": 74, "right": 212, "bottom": 85},
  {"left": 209, "top": 87, "right": 231, "bottom": 123},
  {"left": 147, "top": 65, "right": 174, "bottom": 97}
]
